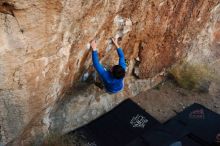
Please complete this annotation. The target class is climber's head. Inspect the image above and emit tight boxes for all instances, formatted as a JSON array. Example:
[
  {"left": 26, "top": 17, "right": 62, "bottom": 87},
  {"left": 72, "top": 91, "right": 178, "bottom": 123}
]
[{"left": 111, "top": 65, "right": 125, "bottom": 79}]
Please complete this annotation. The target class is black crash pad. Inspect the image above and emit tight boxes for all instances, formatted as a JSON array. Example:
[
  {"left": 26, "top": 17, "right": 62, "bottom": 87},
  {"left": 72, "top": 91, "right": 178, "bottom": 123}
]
[
  {"left": 141, "top": 121, "right": 203, "bottom": 146},
  {"left": 141, "top": 129, "right": 202, "bottom": 146},
  {"left": 160, "top": 120, "right": 191, "bottom": 138},
  {"left": 126, "top": 137, "right": 147, "bottom": 146},
  {"left": 68, "top": 102, "right": 220, "bottom": 146},
  {"left": 142, "top": 129, "right": 178, "bottom": 146},
  {"left": 170, "top": 103, "right": 220, "bottom": 145},
  {"left": 70, "top": 99, "right": 161, "bottom": 146},
  {"left": 180, "top": 136, "right": 203, "bottom": 146}
]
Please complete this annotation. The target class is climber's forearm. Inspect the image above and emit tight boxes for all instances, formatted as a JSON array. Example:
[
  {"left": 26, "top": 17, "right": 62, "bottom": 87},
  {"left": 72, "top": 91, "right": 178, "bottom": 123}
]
[
  {"left": 115, "top": 44, "right": 120, "bottom": 49},
  {"left": 92, "top": 50, "right": 105, "bottom": 74},
  {"left": 117, "top": 48, "right": 124, "bottom": 58},
  {"left": 112, "top": 38, "right": 120, "bottom": 49},
  {"left": 117, "top": 48, "right": 126, "bottom": 69}
]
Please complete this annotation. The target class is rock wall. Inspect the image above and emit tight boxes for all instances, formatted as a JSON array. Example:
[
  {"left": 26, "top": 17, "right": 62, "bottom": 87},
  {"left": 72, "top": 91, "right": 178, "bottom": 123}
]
[
  {"left": 0, "top": 0, "right": 219, "bottom": 145},
  {"left": 170, "top": 3, "right": 220, "bottom": 93}
]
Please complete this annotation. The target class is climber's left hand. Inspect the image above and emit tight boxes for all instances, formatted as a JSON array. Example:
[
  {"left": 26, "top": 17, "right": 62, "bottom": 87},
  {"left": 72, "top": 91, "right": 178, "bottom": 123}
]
[{"left": 91, "top": 40, "right": 97, "bottom": 51}]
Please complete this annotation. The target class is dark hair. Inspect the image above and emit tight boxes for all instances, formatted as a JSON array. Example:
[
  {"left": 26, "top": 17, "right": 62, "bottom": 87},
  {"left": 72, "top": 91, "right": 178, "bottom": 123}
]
[{"left": 111, "top": 65, "right": 125, "bottom": 79}]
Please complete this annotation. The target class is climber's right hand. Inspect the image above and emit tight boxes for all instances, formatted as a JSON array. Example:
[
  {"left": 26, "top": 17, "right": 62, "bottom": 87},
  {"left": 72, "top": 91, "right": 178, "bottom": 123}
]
[
  {"left": 91, "top": 40, "right": 97, "bottom": 51},
  {"left": 112, "top": 37, "right": 120, "bottom": 49}
]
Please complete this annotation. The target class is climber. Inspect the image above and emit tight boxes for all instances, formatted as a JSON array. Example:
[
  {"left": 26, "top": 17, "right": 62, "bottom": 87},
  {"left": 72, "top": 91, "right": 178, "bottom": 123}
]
[{"left": 91, "top": 37, "right": 126, "bottom": 93}]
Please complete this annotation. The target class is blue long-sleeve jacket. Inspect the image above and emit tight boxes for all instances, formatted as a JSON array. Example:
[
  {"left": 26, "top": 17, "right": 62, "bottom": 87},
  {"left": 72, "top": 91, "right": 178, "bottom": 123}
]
[{"left": 92, "top": 48, "right": 126, "bottom": 93}]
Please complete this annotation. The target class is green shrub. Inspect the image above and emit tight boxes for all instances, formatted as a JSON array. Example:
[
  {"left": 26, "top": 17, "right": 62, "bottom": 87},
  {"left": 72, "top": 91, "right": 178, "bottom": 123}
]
[{"left": 169, "top": 61, "right": 213, "bottom": 92}]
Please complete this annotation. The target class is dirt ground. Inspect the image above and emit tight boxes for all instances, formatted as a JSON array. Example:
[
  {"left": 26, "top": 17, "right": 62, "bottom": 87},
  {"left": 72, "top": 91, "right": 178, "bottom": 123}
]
[{"left": 132, "top": 80, "right": 220, "bottom": 123}]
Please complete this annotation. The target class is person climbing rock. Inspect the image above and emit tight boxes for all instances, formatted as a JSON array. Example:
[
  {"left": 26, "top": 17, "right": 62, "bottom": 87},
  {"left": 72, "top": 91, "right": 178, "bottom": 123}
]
[{"left": 91, "top": 37, "right": 126, "bottom": 93}]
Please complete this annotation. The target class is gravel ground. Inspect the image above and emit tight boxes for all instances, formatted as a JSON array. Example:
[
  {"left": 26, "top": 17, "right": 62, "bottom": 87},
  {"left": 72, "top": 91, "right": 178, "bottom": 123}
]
[{"left": 133, "top": 80, "right": 220, "bottom": 123}]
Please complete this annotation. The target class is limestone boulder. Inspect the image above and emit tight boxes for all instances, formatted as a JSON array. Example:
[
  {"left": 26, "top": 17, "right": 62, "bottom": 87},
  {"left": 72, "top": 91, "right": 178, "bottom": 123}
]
[{"left": 0, "top": 0, "right": 219, "bottom": 145}]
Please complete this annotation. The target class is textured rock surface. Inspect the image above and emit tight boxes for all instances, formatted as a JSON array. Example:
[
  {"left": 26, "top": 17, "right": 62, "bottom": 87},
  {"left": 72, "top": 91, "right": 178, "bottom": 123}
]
[
  {"left": 170, "top": 3, "right": 220, "bottom": 92},
  {"left": 0, "top": 0, "right": 219, "bottom": 145}
]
